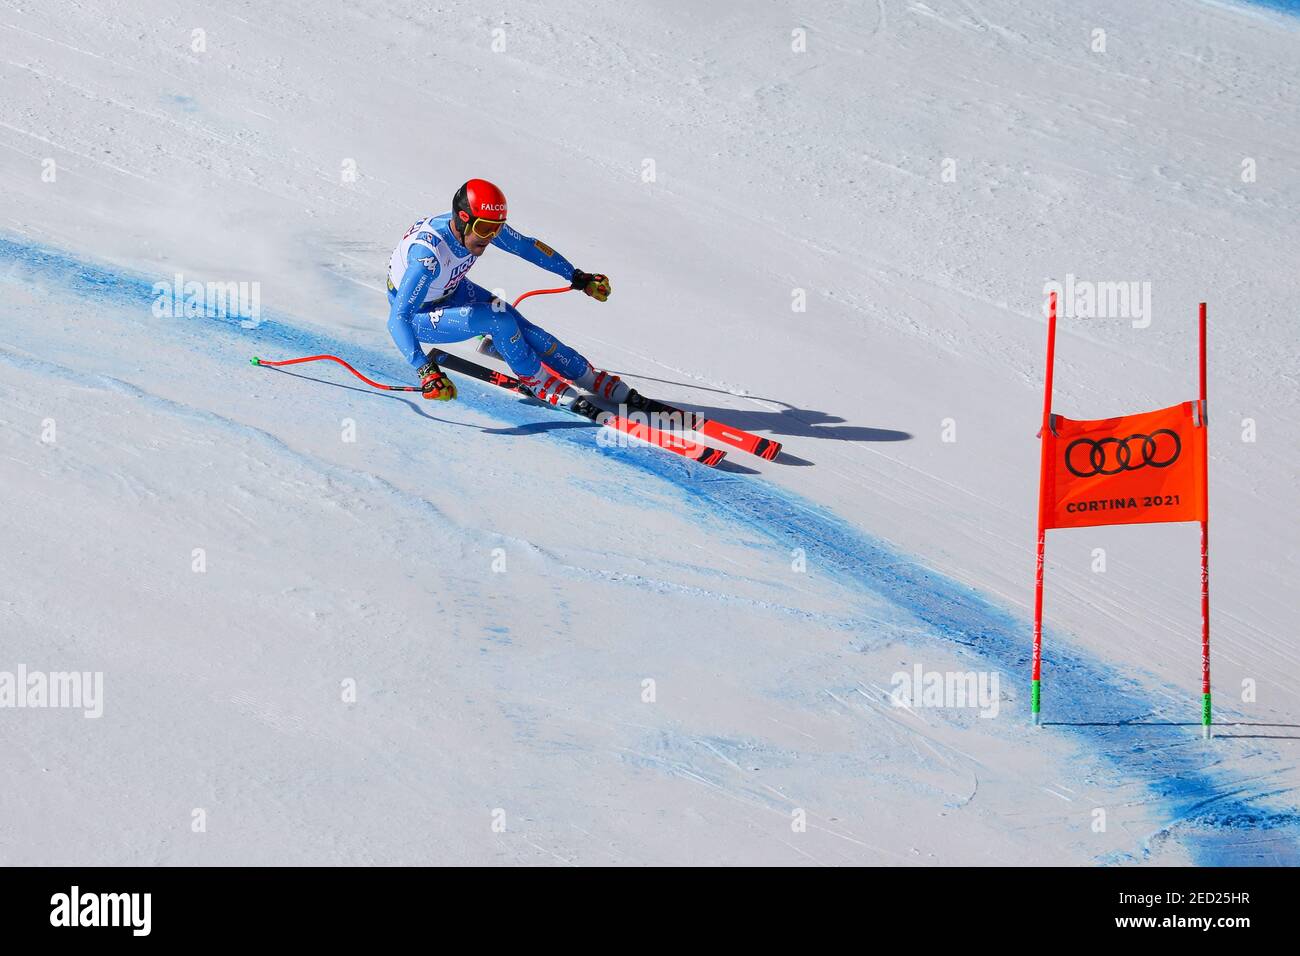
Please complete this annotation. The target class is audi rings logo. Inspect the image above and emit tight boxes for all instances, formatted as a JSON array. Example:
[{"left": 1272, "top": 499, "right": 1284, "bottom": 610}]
[{"left": 1064, "top": 430, "right": 1181, "bottom": 478}]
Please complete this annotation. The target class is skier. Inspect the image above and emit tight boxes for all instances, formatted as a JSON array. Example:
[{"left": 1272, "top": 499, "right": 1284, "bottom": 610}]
[{"left": 386, "top": 178, "right": 634, "bottom": 408}]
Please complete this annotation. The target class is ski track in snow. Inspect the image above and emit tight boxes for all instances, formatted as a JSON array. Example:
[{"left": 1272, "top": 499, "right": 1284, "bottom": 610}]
[{"left": 2, "top": 234, "right": 1296, "bottom": 865}]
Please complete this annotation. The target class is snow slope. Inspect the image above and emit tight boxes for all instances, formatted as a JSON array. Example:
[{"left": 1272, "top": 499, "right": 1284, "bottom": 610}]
[{"left": 1, "top": 0, "right": 1297, "bottom": 865}]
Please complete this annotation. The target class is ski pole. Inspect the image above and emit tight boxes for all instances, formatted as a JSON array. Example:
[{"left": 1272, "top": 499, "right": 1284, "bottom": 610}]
[
  {"left": 468, "top": 286, "right": 573, "bottom": 352},
  {"left": 249, "top": 354, "right": 423, "bottom": 392},
  {"left": 511, "top": 286, "right": 573, "bottom": 307}
]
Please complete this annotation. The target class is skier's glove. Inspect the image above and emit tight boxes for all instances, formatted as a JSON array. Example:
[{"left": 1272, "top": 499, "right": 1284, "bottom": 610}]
[
  {"left": 571, "top": 270, "right": 611, "bottom": 302},
  {"left": 417, "top": 356, "right": 457, "bottom": 401}
]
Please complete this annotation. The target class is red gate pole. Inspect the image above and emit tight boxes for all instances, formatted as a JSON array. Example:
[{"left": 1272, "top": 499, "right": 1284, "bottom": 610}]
[
  {"left": 1032, "top": 291, "right": 1058, "bottom": 726},
  {"left": 1199, "top": 302, "right": 1212, "bottom": 739}
]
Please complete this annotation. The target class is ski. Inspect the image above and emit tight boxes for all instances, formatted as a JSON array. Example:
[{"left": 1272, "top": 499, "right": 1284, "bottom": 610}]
[
  {"left": 473, "top": 336, "right": 779, "bottom": 459},
  {"left": 625, "top": 394, "right": 782, "bottom": 461},
  {"left": 433, "top": 350, "right": 728, "bottom": 468},
  {"left": 476, "top": 337, "right": 781, "bottom": 461}
]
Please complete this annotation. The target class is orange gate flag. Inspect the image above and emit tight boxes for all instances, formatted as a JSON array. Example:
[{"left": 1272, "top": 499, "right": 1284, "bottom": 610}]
[{"left": 1042, "top": 400, "right": 1207, "bottom": 530}]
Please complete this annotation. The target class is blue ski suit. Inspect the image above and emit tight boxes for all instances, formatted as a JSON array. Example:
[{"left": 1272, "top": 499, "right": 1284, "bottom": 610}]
[{"left": 386, "top": 213, "right": 591, "bottom": 382}]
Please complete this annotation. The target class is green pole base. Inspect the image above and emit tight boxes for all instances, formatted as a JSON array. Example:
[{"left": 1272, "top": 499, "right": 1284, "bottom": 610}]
[
  {"left": 1201, "top": 692, "right": 1212, "bottom": 739},
  {"left": 1031, "top": 679, "right": 1041, "bottom": 726},
  {"left": 250, "top": 356, "right": 261, "bottom": 366}
]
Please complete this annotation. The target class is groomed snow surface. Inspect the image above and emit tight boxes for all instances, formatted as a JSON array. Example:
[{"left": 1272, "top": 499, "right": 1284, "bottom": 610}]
[{"left": 1, "top": 0, "right": 1298, "bottom": 865}]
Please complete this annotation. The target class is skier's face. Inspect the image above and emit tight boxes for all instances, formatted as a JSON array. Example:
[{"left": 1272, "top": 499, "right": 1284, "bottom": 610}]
[{"left": 463, "top": 229, "right": 491, "bottom": 257}]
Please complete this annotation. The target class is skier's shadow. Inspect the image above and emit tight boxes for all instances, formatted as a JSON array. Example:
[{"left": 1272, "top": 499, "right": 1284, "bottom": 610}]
[
  {"left": 480, "top": 421, "right": 598, "bottom": 437},
  {"left": 1044, "top": 720, "right": 1300, "bottom": 740},
  {"left": 622, "top": 373, "right": 912, "bottom": 465}
]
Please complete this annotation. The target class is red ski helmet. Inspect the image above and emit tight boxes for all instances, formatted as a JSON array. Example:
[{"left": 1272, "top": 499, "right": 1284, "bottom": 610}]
[{"left": 452, "top": 179, "right": 508, "bottom": 240}]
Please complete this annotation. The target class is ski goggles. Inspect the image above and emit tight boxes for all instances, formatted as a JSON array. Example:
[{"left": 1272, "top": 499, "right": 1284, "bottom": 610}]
[{"left": 463, "top": 215, "right": 506, "bottom": 240}]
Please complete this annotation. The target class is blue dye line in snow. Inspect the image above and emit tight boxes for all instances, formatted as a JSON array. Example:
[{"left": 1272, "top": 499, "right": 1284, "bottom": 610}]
[
  {"left": 1243, "top": 0, "right": 1300, "bottom": 15},
  {"left": 1, "top": 234, "right": 1295, "bottom": 864}
]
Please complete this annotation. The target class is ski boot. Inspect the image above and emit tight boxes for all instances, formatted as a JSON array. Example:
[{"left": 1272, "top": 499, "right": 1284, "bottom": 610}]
[
  {"left": 573, "top": 365, "right": 644, "bottom": 409},
  {"left": 518, "top": 370, "right": 582, "bottom": 410}
]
